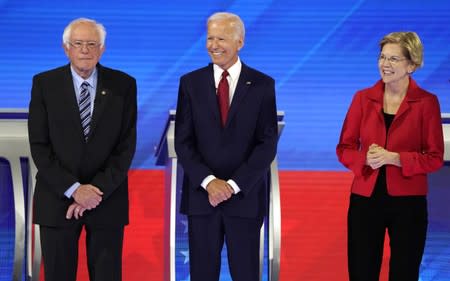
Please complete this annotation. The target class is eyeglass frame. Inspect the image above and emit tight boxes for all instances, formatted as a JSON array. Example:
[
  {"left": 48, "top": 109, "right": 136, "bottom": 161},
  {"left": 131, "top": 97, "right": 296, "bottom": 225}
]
[
  {"left": 67, "top": 40, "right": 102, "bottom": 50},
  {"left": 378, "top": 54, "right": 408, "bottom": 65}
]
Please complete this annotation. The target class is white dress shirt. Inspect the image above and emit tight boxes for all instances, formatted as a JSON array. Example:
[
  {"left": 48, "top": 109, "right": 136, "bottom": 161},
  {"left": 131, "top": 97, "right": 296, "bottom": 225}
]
[{"left": 201, "top": 58, "right": 242, "bottom": 194}]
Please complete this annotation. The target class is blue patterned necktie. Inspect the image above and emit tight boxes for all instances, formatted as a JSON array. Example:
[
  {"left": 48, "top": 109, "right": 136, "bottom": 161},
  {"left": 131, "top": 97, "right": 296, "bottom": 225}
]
[{"left": 79, "top": 81, "right": 91, "bottom": 141}]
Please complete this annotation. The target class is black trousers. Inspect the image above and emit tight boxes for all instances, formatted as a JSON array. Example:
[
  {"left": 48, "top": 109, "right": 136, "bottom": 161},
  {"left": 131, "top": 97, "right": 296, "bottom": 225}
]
[
  {"left": 348, "top": 193, "right": 427, "bottom": 281},
  {"left": 188, "top": 210, "right": 264, "bottom": 281},
  {"left": 40, "top": 222, "right": 124, "bottom": 281}
]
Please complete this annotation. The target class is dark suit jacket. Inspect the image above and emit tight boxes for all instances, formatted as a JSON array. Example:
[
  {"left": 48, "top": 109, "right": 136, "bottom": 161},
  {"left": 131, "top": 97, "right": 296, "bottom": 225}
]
[
  {"left": 175, "top": 62, "right": 278, "bottom": 218},
  {"left": 336, "top": 78, "right": 444, "bottom": 196},
  {"left": 28, "top": 63, "right": 137, "bottom": 227}
]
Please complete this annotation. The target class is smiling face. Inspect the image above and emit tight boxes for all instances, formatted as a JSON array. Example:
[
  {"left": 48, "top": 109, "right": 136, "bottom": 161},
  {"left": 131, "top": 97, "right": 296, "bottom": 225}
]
[
  {"left": 63, "top": 21, "right": 105, "bottom": 79},
  {"left": 378, "top": 43, "right": 415, "bottom": 87},
  {"left": 206, "top": 19, "right": 243, "bottom": 70}
]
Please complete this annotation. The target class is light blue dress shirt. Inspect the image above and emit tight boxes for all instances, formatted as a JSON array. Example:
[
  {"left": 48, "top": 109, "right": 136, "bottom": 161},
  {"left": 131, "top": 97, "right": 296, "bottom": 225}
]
[{"left": 64, "top": 66, "right": 98, "bottom": 198}]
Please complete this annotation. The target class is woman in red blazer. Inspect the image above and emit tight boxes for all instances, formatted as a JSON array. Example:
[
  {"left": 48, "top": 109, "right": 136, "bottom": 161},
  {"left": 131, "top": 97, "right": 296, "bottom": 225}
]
[{"left": 336, "top": 31, "right": 444, "bottom": 281}]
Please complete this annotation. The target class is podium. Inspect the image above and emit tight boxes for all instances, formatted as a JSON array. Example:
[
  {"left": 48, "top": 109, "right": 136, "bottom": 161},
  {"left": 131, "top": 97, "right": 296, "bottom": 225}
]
[
  {"left": 442, "top": 113, "right": 450, "bottom": 163},
  {"left": 0, "top": 109, "right": 41, "bottom": 281},
  {"left": 155, "top": 110, "right": 285, "bottom": 281}
]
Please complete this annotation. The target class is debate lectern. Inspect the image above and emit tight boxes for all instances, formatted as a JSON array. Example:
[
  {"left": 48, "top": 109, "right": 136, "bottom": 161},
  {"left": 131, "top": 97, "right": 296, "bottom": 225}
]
[
  {"left": 0, "top": 109, "right": 40, "bottom": 281},
  {"left": 442, "top": 113, "right": 450, "bottom": 163},
  {"left": 155, "top": 110, "right": 285, "bottom": 281}
]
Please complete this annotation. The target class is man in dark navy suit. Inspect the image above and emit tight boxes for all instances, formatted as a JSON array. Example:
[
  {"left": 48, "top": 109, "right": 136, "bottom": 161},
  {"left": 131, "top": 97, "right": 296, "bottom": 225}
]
[
  {"left": 175, "top": 12, "right": 278, "bottom": 281},
  {"left": 28, "top": 18, "right": 136, "bottom": 281}
]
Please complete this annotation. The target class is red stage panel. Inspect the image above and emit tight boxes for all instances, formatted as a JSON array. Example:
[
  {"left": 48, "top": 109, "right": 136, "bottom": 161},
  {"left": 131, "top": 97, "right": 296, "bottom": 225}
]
[
  {"left": 40, "top": 169, "right": 165, "bottom": 281},
  {"left": 40, "top": 170, "right": 391, "bottom": 280},
  {"left": 279, "top": 171, "right": 390, "bottom": 281}
]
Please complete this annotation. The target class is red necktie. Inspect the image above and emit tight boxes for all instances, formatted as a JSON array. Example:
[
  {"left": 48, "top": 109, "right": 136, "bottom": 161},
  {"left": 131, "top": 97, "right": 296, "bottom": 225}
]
[{"left": 217, "top": 70, "right": 229, "bottom": 127}]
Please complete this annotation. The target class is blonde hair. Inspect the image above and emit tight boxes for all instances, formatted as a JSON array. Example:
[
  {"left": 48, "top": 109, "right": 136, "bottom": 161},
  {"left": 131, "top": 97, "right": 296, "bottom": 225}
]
[{"left": 379, "top": 31, "right": 423, "bottom": 69}]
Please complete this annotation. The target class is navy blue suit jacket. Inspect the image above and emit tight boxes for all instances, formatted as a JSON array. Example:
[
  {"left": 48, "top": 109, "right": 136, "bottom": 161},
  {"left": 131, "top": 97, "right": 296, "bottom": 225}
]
[{"left": 175, "top": 63, "right": 278, "bottom": 218}]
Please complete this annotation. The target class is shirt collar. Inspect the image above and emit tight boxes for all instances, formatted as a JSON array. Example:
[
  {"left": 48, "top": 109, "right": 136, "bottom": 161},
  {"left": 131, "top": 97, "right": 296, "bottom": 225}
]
[
  {"left": 213, "top": 57, "right": 242, "bottom": 82},
  {"left": 368, "top": 77, "right": 422, "bottom": 103},
  {"left": 70, "top": 65, "right": 98, "bottom": 90}
]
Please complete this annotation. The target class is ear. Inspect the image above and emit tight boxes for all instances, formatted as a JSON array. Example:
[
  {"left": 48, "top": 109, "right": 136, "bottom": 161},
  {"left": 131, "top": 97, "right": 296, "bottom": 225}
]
[
  {"left": 237, "top": 36, "right": 244, "bottom": 51},
  {"left": 62, "top": 43, "right": 70, "bottom": 57},
  {"left": 99, "top": 45, "right": 106, "bottom": 57}
]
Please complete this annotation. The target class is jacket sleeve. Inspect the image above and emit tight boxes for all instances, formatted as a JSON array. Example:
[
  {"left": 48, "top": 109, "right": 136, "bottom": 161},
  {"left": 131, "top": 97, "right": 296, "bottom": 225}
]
[
  {"left": 229, "top": 77, "right": 278, "bottom": 196},
  {"left": 90, "top": 77, "right": 137, "bottom": 199},
  {"left": 336, "top": 92, "right": 370, "bottom": 176},
  {"left": 399, "top": 95, "right": 444, "bottom": 176},
  {"left": 28, "top": 75, "right": 79, "bottom": 197},
  {"left": 174, "top": 76, "right": 214, "bottom": 188}
]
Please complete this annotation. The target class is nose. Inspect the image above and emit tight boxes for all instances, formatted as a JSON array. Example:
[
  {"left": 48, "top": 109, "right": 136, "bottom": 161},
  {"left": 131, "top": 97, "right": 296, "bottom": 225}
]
[{"left": 80, "top": 44, "right": 90, "bottom": 53}]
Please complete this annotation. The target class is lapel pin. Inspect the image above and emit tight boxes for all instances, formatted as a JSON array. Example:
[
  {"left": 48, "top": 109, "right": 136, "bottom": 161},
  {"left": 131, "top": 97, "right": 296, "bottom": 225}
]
[
  {"left": 246, "top": 81, "right": 252, "bottom": 85},
  {"left": 101, "top": 90, "right": 107, "bottom": 96}
]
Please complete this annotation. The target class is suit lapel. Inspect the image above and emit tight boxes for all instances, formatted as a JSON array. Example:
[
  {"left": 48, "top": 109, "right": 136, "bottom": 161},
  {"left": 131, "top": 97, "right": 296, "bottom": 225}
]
[
  {"left": 61, "top": 65, "right": 85, "bottom": 140},
  {"left": 225, "top": 64, "right": 251, "bottom": 127},
  {"left": 393, "top": 79, "right": 421, "bottom": 122},
  {"left": 88, "top": 64, "right": 109, "bottom": 139},
  {"left": 367, "top": 81, "right": 385, "bottom": 125},
  {"left": 204, "top": 64, "right": 221, "bottom": 123}
]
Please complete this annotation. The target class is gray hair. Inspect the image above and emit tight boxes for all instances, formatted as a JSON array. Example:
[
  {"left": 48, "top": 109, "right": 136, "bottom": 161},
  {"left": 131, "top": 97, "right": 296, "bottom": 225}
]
[
  {"left": 207, "top": 12, "right": 245, "bottom": 41},
  {"left": 62, "top": 18, "right": 106, "bottom": 47}
]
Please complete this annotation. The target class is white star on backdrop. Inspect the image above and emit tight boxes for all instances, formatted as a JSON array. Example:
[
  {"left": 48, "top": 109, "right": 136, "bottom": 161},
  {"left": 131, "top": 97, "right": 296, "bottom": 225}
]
[
  {"left": 180, "top": 250, "right": 189, "bottom": 264},
  {"left": 180, "top": 219, "right": 188, "bottom": 233}
]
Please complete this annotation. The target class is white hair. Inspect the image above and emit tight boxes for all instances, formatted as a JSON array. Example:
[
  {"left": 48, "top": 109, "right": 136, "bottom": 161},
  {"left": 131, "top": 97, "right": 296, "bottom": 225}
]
[
  {"left": 207, "top": 12, "right": 245, "bottom": 41},
  {"left": 62, "top": 18, "right": 106, "bottom": 47}
]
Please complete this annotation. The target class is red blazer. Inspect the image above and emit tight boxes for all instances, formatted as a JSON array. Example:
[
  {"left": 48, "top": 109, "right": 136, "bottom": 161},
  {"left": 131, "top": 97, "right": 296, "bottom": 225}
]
[{"left": 336, "top": 78, "right": 444, "bottom": 196}]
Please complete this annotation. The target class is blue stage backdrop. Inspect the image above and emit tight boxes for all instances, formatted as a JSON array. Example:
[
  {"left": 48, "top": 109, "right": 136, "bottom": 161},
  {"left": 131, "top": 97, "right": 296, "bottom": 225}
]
[
  {"left": 0, "top": 0, "right": 449, "bottom": 170},
  {"left": 1, "top": 1, "right": 450, "bottom": 281}
]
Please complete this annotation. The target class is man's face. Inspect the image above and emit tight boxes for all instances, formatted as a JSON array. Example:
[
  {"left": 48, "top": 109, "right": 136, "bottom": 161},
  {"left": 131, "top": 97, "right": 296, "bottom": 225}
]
[
  {"left": 63, "top": 22, "right": 105, "bottom": 78},
  {"left": 206, "top": 20, "right": 243, "bottom": 70}
]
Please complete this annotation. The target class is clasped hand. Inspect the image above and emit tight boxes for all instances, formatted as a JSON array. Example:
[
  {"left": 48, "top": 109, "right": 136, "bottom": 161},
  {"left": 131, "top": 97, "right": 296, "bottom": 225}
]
[
  {"left": 366, "top": 143, "right": 400, "bottom": 169},
  {"left": 206, "top": 179, "right": 234, "bottom": 207},
  {"left": 66, "top": 184, "right": 103, "bottom": 220}
]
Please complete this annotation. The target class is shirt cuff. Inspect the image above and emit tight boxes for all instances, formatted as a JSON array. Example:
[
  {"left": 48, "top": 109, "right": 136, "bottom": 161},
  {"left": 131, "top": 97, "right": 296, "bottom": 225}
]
[
  {"left": 64, "top": 182, "right": 81, "bottom": 198},
  {"left": 227, "top": 179, "right": 241, "bottom": 194},
  {"left": 201, "top": 175, "right": 216, "bottom": 190}
]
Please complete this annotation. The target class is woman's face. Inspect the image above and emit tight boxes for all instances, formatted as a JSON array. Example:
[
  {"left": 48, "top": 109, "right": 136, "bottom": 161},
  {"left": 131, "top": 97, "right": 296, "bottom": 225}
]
[{"left": 378, "top": 43, "right": 415, "bottom": 86}]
